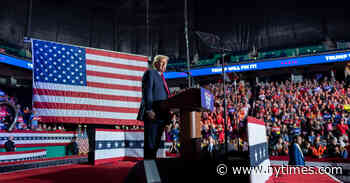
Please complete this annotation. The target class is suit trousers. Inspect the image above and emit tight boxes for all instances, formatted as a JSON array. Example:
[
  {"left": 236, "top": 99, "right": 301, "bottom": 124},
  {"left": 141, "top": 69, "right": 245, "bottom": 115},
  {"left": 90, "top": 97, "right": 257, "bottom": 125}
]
[{"left": 144, "top": 119, "right": 166, "bottom": 159}]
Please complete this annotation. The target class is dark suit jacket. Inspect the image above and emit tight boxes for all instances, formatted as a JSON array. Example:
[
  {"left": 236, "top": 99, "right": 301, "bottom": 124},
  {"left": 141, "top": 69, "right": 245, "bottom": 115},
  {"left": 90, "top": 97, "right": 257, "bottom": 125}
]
[
  {"left": 137, "top": 69, "right": 169, "bottom": 122},
  {"left": 66, "top": 141, "right": 79, "bottom": 155},
  {"left": 5, "top": 140, "right": 15, "bottom": 152},
  {"left": 288, "top": 143, "right": 305, "bottom": 166}
]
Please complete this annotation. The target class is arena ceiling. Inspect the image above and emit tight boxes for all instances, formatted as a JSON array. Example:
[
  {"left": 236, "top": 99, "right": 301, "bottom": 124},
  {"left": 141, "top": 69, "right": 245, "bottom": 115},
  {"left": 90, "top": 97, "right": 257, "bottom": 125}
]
[{"left": 0, "top": 0, "right": 349, "bottom": 60}]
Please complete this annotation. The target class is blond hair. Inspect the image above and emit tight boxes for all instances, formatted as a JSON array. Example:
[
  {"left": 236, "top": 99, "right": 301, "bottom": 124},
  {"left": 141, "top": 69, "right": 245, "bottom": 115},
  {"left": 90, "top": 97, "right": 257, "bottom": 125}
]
[{"left": 152, "top": 55, "right": 169, "bottom": 69}]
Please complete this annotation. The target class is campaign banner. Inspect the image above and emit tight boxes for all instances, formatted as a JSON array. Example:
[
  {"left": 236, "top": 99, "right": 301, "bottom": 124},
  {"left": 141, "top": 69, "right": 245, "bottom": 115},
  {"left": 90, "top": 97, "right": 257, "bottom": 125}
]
[
  {"left": 247, "top": 117, "right": 272, "bottom": 183},
  {"left": 200, "top": 87, "right": 214, "bottom": 112},
  {"left": 94, "top": 129, "right": 171, "bottom": 165},
  {"left": 165, "top": 51, "right": 350, "bottom": 79}
]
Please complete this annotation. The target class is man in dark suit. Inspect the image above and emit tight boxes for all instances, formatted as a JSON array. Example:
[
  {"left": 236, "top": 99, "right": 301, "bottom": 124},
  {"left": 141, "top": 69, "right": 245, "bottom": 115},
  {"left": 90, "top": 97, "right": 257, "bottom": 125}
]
[
  {"left": 137, "top": 55, "right": 170, "bottom": 159},
  {"left": 202, "top": 136, "right": 218, "bottom": 160},
  {"left": 66, "top": 136, "right": 79, "bottom": 155},
  {"left": 4, "top": 136, "right": 16, "bottom": 152},
  {"left": 288, "top": 135, "right": 305, "bottom": 166}
]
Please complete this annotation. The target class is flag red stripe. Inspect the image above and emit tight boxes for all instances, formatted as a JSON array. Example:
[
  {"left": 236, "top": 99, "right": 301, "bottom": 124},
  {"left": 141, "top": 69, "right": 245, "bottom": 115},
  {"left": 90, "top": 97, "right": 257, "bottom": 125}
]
[
  {"left": 86, "top": 59, "right": 147, "bottom": 72},
  {"left": 247, "top": 116, "right": 265, "bottom": 126},
  {"left": 40, "top": 116, "right": 144, "bottom": 126},
  {"left": 87, "top": 82, "right": 141, "bottom": 91},
  {"left": 0, "top": 129, "right": 75, "bottom": 134},
  {"left": 34, "top": 102, "right": 139, "bottom": 113},
  {"left": 85, "top": 48, "right": 148, "bottom": 62},
  {"left": 86, "top": 70, "right": 142, "bottom": 81},
  {"left": 33, "top": 89, "right": 141, "bottom": 102},
  {"left": 95, "top": 129, "right": 144, "bottom": 132}
]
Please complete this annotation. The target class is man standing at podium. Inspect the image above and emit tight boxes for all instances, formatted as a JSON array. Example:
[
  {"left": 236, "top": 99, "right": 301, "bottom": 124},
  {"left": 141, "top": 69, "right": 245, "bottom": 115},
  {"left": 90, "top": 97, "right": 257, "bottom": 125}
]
[{"left": 137, "top": 55, "right": 170, "bottom": 159}]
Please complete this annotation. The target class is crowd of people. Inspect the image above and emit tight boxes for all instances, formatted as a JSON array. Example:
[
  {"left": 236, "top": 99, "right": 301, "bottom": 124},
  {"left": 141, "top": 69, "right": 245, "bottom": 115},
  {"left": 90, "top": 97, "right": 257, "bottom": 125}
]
[
  {"left": 165, "top": 74, "right": 350, "bottom": 160},
  {"left": 0, "top": 89, "right": 35, "bottom": 130},
  {"left": 199, "top": 81, "right": 251, "bottom": 152},
  {"left": 252, "top": 77, "right": 350, "bottom": 159},
  {"left": 165, "top": 80, "right": 252, "bottom": 154}
]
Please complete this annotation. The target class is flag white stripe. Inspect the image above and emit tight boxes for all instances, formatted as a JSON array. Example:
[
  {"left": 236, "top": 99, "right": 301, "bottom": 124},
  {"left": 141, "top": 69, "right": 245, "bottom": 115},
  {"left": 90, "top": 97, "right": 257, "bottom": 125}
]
[
  {"left": 124, "top": 148, "right": 143, "bottom": 157},
  {"left": 86, "top": 75, "right": 141, "bottom": 87},
  {"left": 96, "top": 131, "right": 125, "bottom": 141},
  {"left": 86, "top": 64, "right": 144, "bottom": 77},
  {"left": 248, "top": 123, "right": 268, "bottom": 146},
  {"left": 0, "top": 133, "right": 74, "bottom": 138},
  {"left": 86, "top": 53, "right": 148, "bottom": 68},
  {"left": 33, "top": 95, "right": 140, "bottom": 108},
  {"left": 36, "top": 109, "right": 138, "bottom": 119},
  {"left": 95, "top": 149, "right": 125, "bottom": 160},
  {"left": 34, "top": 82, "right": 141, "bottom": 98},
  {"left": 0, "top": 140, "right": 71, "bottom": 145},
  {"left": 125, "top": 132, "right": 144, "bottom": 141}
]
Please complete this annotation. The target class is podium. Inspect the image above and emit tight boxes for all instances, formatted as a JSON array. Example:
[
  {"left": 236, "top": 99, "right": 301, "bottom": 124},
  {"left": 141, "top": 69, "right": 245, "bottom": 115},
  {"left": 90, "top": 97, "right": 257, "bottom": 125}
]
[{"left": 154, "top": 87, "right": 214, "bottom": 160}]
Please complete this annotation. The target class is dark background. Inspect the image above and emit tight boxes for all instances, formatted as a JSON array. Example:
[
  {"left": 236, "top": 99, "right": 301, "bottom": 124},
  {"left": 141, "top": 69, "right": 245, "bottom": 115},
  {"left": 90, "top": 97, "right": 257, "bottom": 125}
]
[{"left": 0, "top": 0, "right": 349, "bottom": 61}]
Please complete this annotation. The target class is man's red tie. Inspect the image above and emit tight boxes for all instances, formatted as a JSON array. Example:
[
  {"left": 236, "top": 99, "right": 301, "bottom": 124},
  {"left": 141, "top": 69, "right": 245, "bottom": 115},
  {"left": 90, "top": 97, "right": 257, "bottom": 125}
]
[{"left": 161, "top": 73, "right": 170, "bottom": 96}]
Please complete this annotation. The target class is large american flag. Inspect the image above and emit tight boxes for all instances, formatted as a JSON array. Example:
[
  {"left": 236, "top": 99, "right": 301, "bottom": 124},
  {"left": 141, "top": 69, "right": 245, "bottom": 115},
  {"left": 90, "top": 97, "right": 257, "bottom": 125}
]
[{"left": 32, "top": 39, "right": 147, "bottom": 125}]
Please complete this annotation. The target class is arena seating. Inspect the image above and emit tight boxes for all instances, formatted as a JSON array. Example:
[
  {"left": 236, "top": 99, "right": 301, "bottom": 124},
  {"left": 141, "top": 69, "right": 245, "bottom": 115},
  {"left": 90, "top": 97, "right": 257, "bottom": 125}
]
[
  {"left": 0, "top": 42, "right": 31, "bottom": 60},
  {"left": 167, "top": 42, "right": 350, "bottom": 71},
  {"left": 167, "top": 75, "right": 350, "bottom": 168}
]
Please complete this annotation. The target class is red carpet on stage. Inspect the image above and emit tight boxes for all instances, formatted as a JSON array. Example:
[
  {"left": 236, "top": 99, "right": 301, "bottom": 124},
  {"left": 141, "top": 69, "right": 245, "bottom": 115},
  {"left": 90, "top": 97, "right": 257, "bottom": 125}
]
[
  {"left": 268, "top": 166, "right": 340, "bottom": 183},
  {"left": 273, "top": 173, "right": 339, "bottom": 183},
  {"left": 0, "top": 161, "right": 136, "bottom": 183},
  {"left": 0, "top": 161, "right": 340, "bottom": 183}
]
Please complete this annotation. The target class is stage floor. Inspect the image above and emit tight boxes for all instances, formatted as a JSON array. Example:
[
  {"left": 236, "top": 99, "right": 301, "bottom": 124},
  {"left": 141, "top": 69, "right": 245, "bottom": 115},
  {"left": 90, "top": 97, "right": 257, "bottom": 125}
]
[{"left": 0, "top": 160, "right": 341, "bottom": 183}]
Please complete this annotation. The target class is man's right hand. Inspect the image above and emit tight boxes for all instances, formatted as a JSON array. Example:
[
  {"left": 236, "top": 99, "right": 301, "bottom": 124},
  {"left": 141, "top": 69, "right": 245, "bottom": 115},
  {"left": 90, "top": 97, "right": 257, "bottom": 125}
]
[{"left": 146, "top": 111, "right": 156, "bottom": 121}]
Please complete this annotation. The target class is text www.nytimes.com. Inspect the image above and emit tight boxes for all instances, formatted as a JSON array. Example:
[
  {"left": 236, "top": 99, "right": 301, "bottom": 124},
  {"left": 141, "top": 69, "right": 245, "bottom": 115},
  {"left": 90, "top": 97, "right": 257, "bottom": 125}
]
[{"left": 216, "top": 164, "right": 343, "bottom": 176}]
